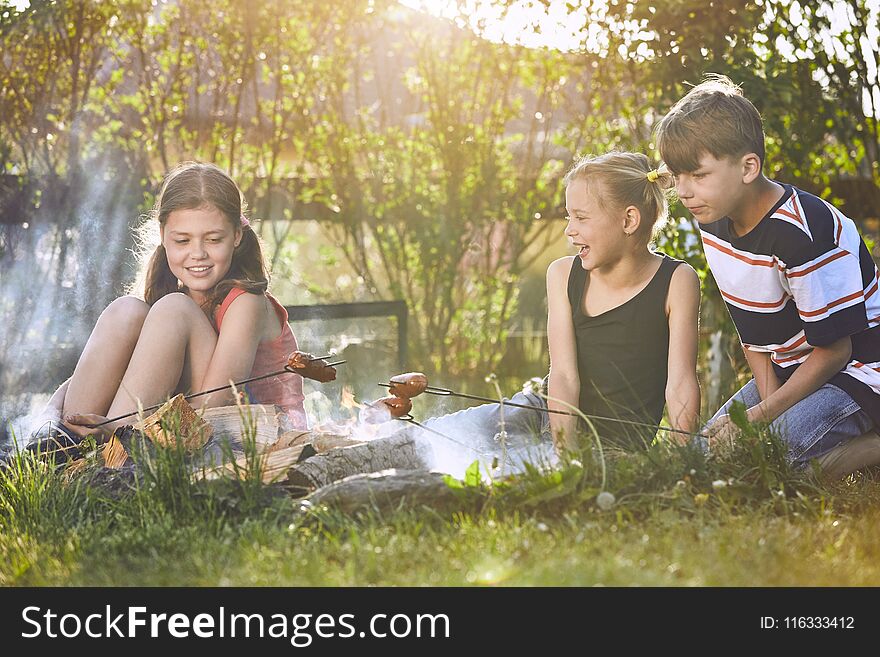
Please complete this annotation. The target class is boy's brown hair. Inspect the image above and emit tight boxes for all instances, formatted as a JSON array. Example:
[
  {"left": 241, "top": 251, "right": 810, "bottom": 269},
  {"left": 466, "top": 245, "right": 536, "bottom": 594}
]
[{"left": 655, "top": 74, "right": 765, "bottom": 174}]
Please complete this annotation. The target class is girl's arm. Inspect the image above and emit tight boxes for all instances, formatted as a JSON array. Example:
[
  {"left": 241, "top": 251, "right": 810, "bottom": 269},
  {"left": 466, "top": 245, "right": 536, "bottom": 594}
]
[
  {"left": 192, "top": 292, "right": 268, "bottom": 408},
  {"left": 546, "top": 256, "right": 581, "bottom": 454},
  {"left": 665, "top": 264, "right": 701, "bottom": 440}
]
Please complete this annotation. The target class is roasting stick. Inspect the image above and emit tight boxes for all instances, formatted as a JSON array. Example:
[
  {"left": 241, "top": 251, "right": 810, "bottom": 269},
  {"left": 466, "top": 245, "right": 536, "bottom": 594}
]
[
  {"left": 378, "top": 382, "right": 705, "bottom": 440},
  {"left": 92, "top": 358, "right": 345, "bottom": 428}
]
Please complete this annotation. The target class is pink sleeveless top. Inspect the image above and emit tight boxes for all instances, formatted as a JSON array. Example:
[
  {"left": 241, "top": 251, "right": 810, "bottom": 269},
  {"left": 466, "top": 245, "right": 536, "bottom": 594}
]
[{"left": 214, "top": 288, "right": 308, "bottom": 430}]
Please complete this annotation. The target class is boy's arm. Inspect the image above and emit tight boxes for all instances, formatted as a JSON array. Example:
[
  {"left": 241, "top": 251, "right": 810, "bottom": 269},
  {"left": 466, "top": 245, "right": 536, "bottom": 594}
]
[
  {"left": 742, "top": 347, "right": 782, "bottom": 401},
  {"left": 665, "top": 264, "right": 701, "bottom": 440},
  {"left": 746, "top": 336, "right": 852, "bottom": 424},
  {"left": 546, "top": 257, "right": 580, "bottom": 454}
]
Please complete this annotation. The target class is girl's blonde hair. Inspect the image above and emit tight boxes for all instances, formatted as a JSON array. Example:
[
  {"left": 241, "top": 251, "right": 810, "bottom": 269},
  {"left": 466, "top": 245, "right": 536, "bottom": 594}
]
[
  {"left": 563, "top": 151, "right": 674, "bottom": 240},
  {"left": 131, "top": 162, "right": 269, "bottom": 322}
]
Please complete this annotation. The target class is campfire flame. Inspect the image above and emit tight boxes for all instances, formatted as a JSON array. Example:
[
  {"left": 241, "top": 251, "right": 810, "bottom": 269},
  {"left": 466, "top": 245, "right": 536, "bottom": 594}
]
[{"left": 340, "top": 385, "right": 363, "bottom": 411}]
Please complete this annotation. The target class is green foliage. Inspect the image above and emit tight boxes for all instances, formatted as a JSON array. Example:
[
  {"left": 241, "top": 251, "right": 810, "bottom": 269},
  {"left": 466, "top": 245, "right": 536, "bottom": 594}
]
[
  {"left": 0, "top": 448, "right": 97, "bottom": 540},
  {"left": 2, "top": 0, "right": 879, "bottom": 382},
  {"left": 3, "top": 425, "right": 880, "bottom": 585}
]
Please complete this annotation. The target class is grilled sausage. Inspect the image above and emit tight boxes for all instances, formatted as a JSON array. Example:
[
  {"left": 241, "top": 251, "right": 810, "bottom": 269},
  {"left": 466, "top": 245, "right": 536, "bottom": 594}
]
[
  {"left": 367, "top": 395, "right": 413, "bottom": 419},
  {"left": 388, "top": 372, "right": 428, "bottom": 398},
  {"left": 286, "top": 351, "right": 337, "bottom": 383}
]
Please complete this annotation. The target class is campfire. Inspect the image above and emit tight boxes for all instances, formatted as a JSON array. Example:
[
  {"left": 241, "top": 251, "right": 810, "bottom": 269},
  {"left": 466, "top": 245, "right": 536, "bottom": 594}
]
[{"left": 15, "top": 355, "right": 565, "bottom": 512}]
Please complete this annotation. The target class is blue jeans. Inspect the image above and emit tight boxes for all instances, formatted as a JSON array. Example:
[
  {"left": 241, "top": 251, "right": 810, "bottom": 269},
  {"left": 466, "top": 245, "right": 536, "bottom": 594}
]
[
  {"left": 706, "top": 380, "right": 874, "bottom": 466},
  {"left": 419, "top": 390, "right": 556, "bottom": 473}
]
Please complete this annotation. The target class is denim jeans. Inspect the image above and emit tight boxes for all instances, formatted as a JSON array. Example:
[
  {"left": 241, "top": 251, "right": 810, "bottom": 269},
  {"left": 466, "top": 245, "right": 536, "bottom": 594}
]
[
  {"left": 419, "top": 390, "right": 556, "bottom": 472},
  {"left": 706, "top": 379, "right": 875, "bottom": 466}
]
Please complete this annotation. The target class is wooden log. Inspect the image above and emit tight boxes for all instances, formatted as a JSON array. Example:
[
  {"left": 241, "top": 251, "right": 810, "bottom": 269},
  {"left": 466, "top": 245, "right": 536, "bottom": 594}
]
[
  {"left": 312, "top": 433, "right": 367, "bottom": 453},
  {"left": 304, "top": 468, "right": 484, "bottom": 515},
  {"left": 287, "top": 431, "right": 432, "bottom": 490},
  {"left": 264, "top": 430, "right": 364, "bottom": 454},
  {"left": 101, "top": 434, "right": 129, "bottom": 469},
  {"left": 195, "top": 444, "right": 308, "bottom": 484},
  {"left": 198, "top": 404, "right": 284, "bottom": 465},
  {"left": 135, "top": 394, "right": 213, "bottom": 449},
  {"left": 268, "top": 430, "right": 311, "bottom": 453},
  {"left": 202, "top": 404, "right": 283, "bottom": 447}
]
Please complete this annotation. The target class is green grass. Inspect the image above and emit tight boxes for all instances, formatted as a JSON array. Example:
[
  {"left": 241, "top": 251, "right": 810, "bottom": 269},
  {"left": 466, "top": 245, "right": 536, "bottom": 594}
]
[{"left": 3, "top": 415, "right": 880, "bottom": 587}]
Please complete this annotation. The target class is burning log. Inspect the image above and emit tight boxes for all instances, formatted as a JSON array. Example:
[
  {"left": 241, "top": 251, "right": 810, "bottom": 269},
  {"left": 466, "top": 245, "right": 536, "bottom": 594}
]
[
  {"left": 388, "top": 372, "right": 428, "bottom": 399},
  {"left": 287, "top": 431, "right": 432, "bottom": 490},
  {"left": 287, "top": 351, "right": 338, "bottom": 383},
  {"left": 304, "top": 468, "right": 484, "bottom": 515}
]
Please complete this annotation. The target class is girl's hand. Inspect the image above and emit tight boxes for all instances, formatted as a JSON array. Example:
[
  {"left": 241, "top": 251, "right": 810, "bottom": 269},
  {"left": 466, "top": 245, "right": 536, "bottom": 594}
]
[
  {"left": 63, "top": 414, "right": 113, "bottom": 439},
  {"left": 706, "top": 414, "right": 741, "bottom": 452}
]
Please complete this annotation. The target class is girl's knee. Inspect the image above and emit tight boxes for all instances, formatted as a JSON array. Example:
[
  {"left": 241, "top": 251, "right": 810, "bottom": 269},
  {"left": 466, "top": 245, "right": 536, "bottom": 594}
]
[
  {"left": 146, "top": 293, "right": 215, "bottom": 337},
  {"left": 148, "top": 292, "right": 202, "bottom": 317},
  {"left": 100, "top": 296, "right": 150, "bottom": 333}
]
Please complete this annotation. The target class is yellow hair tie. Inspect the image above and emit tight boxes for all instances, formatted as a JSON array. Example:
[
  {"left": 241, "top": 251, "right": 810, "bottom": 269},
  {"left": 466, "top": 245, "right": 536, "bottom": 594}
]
[{"left": 646, "top": 169, "right": 660, "bottom": 183}]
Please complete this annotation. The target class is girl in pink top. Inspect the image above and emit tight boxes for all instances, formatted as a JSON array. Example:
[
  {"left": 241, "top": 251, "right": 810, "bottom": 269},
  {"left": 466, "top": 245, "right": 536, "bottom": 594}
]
[
  {"left": 214, "top": 287, "right": 307, "bottom": 430},
  {"left": 39, "top": 162, "right": 308, "bottom": 438}
]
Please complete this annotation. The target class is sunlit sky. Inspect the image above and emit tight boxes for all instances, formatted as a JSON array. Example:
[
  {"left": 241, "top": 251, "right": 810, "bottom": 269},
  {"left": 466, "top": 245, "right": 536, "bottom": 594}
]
[
  {"left": 399, "top": 0, "right": 880, "bottom": 55},
  {"left": 7, "top": 0, "right": 880, "bottom": 88},
  {"left": 398, "top": 0, "right": 880, "bottom": 113},
  {"left": 7, "top": 0, "right": 880, "bottom": 57}
]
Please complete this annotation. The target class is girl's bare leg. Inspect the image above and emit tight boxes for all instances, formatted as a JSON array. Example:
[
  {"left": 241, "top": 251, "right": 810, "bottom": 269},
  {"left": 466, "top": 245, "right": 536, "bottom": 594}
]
[
  {"left": 61, "top": 296, "right": 150, "bottom": 417},
  {"left": 105, "top": 293, "right": 217, "bottom": 419}
]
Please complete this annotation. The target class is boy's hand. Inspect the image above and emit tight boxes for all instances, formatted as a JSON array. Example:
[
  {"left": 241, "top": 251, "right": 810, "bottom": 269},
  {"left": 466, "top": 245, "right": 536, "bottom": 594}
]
[{"left": 706, "top": 414, "right": 741, "bottom": 452}]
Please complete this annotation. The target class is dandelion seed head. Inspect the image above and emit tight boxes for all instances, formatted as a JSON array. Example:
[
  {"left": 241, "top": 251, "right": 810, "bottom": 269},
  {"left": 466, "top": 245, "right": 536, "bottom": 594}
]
[{"left": 596, "top": 491, "right": 615, "bottom": 510}]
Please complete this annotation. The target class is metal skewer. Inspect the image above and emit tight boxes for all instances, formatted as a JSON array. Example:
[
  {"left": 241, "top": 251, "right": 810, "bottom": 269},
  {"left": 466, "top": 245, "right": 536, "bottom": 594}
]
[
  {"left": 378, "top": 382, "right": 703, "bottom": 439},
  {"left": 92, "top": 360, "right": 347, "bottom": 428}
]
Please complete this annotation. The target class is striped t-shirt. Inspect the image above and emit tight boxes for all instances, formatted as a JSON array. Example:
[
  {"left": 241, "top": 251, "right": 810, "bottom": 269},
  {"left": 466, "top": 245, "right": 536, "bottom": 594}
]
[{"left": 700, "top": 182, "right": 880, "bottom": 426}]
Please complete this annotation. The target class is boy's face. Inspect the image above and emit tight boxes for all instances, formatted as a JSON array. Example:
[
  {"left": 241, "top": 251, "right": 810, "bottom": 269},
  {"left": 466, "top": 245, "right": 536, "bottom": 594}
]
[{"left": 672, "top": 152, "right": 750, "bottom": 224}]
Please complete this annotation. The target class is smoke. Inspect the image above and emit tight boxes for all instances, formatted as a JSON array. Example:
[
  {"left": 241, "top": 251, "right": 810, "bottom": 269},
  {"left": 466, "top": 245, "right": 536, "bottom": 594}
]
[
  {"left": 299, "top": 383, "right": 558, "bottom": 481},
  {"left": 0, "top": 155, "right": 144, "bottom": 447}
]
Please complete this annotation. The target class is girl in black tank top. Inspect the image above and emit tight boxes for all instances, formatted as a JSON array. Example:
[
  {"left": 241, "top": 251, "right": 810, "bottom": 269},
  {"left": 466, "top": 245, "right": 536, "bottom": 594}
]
[
  {"left": 412, "top": 152, "right": 700, "bottom": 475},
  {"left": 546, "top": 152, "right": 701, "bottom": 452},
  {"left": 565, "top": 254, "right": 683, "bottom": 447}
]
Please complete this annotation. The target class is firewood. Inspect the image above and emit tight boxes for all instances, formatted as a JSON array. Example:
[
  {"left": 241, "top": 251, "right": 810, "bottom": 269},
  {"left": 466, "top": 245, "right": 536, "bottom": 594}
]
[
  {"left": 286, "top": 432, "right": 432, "bottom": 490},
  {"left": 304, "top": 468, "right": 484, "bottom": 515},
  {"left": 134, "top": 394, "right": 212, "bottom": 450},
  {"left": 311, "top": 433, "right": 367, "bottom": 453},
  {"left": 100, "top": 434, "right": 129, "bottom": 469},
  {"left": 195, "top": 444, "right": 308, "bottom": 484},
  {"left": 268, "top": 430, "right": 311, "bottom": 453},
  {"left": 197, "top": 403, "right": 284, "bottom": 466},
  {"left": 201, "top": 404, "right": 283, "bottom": 449}
]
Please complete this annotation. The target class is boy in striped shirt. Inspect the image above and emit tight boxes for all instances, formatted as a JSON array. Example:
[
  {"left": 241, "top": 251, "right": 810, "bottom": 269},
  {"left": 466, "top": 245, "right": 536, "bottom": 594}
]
[{"left": 655, "top": 75, "right": 880, "bottom": 478}]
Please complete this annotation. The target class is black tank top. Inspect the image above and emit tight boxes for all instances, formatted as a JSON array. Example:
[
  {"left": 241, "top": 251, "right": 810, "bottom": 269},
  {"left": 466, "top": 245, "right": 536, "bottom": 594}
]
[{"left": 566, "top": 253, "right": 682, "bottom": 448}]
